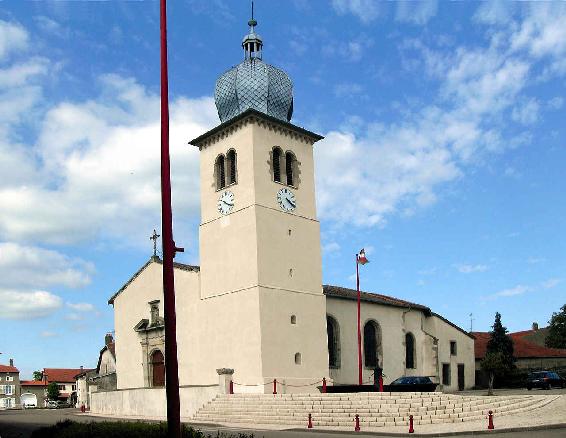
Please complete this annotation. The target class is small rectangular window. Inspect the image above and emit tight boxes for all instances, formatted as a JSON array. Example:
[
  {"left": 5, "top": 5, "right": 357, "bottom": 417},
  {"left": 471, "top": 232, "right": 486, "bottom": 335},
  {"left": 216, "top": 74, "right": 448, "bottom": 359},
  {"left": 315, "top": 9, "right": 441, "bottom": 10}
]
[
  {"left": 450, "top": 341, "right": 457, "bottom": 356},
  {"left": 442, "top": 363, "right": 451, "bottom": 386}
]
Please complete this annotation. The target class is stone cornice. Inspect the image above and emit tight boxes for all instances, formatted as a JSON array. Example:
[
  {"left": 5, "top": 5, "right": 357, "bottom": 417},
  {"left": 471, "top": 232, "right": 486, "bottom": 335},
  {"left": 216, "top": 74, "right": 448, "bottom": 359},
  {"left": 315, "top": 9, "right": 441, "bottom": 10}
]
[{"left": 188, "top": 109, "right": 324, "bottom": 150}]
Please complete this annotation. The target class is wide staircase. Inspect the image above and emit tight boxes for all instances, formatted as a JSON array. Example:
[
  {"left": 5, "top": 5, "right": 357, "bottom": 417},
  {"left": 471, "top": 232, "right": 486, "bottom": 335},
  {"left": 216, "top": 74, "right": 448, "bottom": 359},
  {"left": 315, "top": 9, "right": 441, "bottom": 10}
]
[{"left": 193, "top": 392, "right": 559, "bottom": 428}]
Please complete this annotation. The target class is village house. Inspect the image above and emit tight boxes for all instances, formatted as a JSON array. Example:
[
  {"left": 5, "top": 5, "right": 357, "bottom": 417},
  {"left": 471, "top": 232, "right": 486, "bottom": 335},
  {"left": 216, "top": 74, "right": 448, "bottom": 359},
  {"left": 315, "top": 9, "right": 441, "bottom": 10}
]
[{"left": 0, "top": 359, "right": 19, "bottom": 409}]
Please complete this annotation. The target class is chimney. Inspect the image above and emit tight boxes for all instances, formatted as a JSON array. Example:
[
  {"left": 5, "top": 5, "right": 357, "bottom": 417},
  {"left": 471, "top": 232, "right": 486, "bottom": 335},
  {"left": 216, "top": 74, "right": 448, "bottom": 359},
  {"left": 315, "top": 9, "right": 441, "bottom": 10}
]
[
  {"left": 80, "top": 365, "right": 83, "bottom": 371},
  {"left": 532, "top": 322, "right": 539, "bottom": 331},
  {"left": 105, "top": 333, "right": 114, "bottom": 346},
  {"left": 9, "top": 358, "right": 13, "bottom": 367}
]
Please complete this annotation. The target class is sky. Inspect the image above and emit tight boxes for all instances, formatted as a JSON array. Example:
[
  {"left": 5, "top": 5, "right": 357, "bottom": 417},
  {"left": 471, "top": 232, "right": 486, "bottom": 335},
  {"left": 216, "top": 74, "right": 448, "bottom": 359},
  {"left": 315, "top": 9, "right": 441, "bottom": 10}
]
[{"left": 0, "top": 0, "right": 565, "bottom": 379}]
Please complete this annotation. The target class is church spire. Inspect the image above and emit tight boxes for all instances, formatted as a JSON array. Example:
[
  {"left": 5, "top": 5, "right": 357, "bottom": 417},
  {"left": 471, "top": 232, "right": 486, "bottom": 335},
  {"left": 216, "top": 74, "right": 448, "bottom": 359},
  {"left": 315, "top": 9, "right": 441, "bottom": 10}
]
[{"left": 242, "top": 1, "right": 263, "bottom": 60}]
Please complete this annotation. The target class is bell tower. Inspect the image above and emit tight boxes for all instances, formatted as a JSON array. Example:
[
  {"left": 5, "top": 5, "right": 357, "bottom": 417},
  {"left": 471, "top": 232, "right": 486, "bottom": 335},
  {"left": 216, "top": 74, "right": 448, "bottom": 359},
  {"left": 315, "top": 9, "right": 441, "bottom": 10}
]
[{"left": 189, "top": 14, "right": 328, "bottom": 391}]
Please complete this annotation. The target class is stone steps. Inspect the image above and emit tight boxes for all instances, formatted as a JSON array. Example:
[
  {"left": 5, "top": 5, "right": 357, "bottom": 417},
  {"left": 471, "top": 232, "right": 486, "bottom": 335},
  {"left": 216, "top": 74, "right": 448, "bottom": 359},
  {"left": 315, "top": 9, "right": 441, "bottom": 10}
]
[{"left": 192, "top": 393, "right": 559, "bottom": 428}]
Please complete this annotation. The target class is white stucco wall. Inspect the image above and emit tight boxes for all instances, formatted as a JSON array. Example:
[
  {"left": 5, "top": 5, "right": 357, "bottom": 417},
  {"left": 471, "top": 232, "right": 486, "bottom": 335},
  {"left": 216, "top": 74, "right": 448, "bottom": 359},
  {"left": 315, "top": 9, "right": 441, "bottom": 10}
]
[
  {"left": 325, "top": 297, "right": 475, "bottom": 390},
  {"left": 91, "top": 385, "right": 218, "bottom": 419}
]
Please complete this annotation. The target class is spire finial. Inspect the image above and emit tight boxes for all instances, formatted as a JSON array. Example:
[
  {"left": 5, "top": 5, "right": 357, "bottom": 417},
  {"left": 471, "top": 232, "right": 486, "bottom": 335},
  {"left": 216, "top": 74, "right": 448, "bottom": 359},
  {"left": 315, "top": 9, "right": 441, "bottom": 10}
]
[{"left": 248, "top": 1, "right": 257, "bottom": 30}]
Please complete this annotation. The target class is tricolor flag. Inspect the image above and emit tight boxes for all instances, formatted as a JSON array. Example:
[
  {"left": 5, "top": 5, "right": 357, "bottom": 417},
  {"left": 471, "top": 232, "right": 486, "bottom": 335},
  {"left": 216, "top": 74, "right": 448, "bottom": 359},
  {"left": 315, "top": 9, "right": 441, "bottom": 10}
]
[{"left": 357, "top": 248, "right": 369, "bottom": 265}]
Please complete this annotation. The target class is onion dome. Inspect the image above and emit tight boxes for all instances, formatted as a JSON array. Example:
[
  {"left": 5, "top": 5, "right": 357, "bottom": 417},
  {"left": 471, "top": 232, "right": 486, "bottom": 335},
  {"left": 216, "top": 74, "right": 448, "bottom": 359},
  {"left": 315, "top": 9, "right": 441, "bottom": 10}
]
[{"left": 214, "top": 12, "right": 294, "bottom": 123}]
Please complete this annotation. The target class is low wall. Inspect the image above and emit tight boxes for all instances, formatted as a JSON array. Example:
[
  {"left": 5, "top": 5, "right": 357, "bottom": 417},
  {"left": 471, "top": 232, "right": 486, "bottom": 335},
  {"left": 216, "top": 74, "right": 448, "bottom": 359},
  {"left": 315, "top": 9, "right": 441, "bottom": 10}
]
[{"left": 90, "top": 385, "right": 219, "bottom": 419}]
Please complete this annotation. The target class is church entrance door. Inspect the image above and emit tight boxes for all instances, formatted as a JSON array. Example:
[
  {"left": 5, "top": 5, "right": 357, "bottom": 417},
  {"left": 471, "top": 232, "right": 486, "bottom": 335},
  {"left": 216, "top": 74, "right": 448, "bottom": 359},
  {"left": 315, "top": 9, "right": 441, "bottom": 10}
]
[{"left": 151, "top": 350, "right": 165, "bottom": 387}]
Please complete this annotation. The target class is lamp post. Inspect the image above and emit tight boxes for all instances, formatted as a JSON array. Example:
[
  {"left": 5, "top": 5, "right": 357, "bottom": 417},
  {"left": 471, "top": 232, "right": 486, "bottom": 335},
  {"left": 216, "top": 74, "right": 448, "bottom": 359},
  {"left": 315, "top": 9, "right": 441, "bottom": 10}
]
[{"left": 356, "top": 249, "right": 369, "bottom": 386}]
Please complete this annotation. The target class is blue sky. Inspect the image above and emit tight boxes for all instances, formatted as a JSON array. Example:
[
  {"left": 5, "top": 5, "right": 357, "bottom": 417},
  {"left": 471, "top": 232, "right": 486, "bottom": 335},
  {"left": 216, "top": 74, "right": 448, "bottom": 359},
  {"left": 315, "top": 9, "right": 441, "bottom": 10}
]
[{"left": 0, "top": 1, "right": 564, "bottom": 379}]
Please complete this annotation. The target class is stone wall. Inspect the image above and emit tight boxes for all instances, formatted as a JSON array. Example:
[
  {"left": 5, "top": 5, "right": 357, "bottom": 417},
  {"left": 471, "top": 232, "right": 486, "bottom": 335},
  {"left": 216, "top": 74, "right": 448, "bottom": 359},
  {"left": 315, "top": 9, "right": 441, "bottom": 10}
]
[{"left": 90, "top": 385, "right": 219, "bottom": 419}]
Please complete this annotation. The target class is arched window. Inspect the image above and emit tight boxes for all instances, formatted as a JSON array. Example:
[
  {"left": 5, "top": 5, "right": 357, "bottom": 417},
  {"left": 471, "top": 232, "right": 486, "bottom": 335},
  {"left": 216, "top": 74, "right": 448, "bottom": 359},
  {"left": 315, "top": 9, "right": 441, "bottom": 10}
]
[
  {"left": 285, "top": 151, "right": 295, "bottom": 186},
  {"left": 363, "top": 320, "right": 382, "bottom": 369},
  {"left": 405, "top": 332, "right": 415, "bottom": 369},
  {"left": 226, "top": 149, "right": 237, "bottom": 185},
  {"left": 327, "top": 315, "right": 341, "bottom": 368},
  {"left": 272, "top": 147, "right": 282, "bottom": 183},
  {"left": 215, "top": 155, "right": 226, "bottom": 190},
  {"left": 151, "top": 350, "right": 165, "bottom": 387}
]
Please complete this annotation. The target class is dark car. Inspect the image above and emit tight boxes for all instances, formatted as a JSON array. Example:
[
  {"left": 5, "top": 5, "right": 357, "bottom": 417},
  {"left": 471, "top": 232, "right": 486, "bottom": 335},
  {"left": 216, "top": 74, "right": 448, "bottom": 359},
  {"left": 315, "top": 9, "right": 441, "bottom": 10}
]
[
  {"left": 526, "top": 371, "right": 565, "bottom": 390},
  {"left": 388, "top": 376, "right": 438, "bottom": 392}
]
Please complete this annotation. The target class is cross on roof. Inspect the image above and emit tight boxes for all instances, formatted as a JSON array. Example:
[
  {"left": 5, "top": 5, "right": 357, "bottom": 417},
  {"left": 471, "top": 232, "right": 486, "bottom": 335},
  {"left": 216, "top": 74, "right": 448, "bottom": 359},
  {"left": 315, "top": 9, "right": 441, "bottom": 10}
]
[{"left": 150, "top": 229, "right": 160, "bottom": 258}]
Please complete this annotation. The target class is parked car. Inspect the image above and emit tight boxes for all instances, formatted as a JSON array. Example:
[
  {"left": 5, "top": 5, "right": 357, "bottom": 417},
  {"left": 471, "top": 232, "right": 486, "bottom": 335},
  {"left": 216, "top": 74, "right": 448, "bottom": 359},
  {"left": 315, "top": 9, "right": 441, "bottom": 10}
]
[
  {"left": 23, "top": 402, "right": 36, "bottom": 409},
  {"left": 47, "top": 400, "right": 72, "bottom": 409},
  {"left": 388, "top": 376, "right": 438, "bottom": 392},
  {"left": 526, "top": 371, "right": 565, "bottom": 390}
]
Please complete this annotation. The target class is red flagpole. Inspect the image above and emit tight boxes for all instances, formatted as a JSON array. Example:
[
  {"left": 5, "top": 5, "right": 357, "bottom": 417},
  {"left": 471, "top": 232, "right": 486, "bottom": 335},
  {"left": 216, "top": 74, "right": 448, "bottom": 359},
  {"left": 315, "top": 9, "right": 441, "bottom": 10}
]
[
  {"left": 160, "top": 0, "right": 182, "bottom": 436},
  {"left": 356, "top": 254, "right": 362, "bottom": 386}
]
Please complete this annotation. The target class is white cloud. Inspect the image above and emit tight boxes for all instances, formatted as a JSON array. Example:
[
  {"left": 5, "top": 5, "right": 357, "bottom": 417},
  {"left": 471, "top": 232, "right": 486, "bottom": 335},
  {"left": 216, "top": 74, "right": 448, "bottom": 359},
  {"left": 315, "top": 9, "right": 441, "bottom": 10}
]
[
  {"left": 0, "top": 20, "right": 29, "bottom": 60},
  {"left": 455, "top": 264, "right": 488, "bottom": 274},
  {"left": 548, "top": 97, "right": 563, "bottom": 110},
  {"left": 512, "top": 99, "right": 540, "bottom": 125},
  {"left": 396, "top": 0, "right": 438, "bottom": 25},
  {"left": 317, "top": 6, "right": 566, "bottom": 227},
  {"left": 542, "top": 278, "right": 560, "bottom": 289},
  {"left": 527, "top": 257, "right": 545, "bottom": 264},
  {"left": 40, "top": 331, "right": 58, "bottom": 338},
  {"left": 322, "top": 241, "right": 341, "bottom": 254},
  {"left": 0, "top": 243, "right": 93, "bottom": 289},
  {"left": 473, "top": 1, "right": 514, "bottom": 25},
  {"left": 66, "top": 302, "right": 95, "bottom": 312},
  {"left": 0, "top": 74, "right": 217, "bottom": 246},
  {"left": 332, "top": 0, "right": 380, "bottom": 23},
  {"left": 0, "top": 290, "right": 62, "bottom": 319},
  {"left": 333, "top": 82, "right": 364, "bottom": 98},
  {"left": 488, "top": 278, "right": 560, "bottom": 300},
  {"left": 495, "top": 285, "right": 531, "bottom": 297}
]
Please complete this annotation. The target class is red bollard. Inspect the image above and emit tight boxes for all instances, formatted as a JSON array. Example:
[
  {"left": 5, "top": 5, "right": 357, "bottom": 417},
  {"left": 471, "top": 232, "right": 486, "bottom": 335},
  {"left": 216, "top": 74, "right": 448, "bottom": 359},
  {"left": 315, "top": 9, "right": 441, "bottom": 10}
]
[
  {"left": 488, "top": 410, "right": 494, "bottom": 430},
  {"left": 80, "top": 404, "right": 86, "bottom": 413},
  {"left": 308, "top": 413, "right": 313, "bottom": 429},
  {"left": 229, "top": 380, "right": 234, "bottom": 395},
  {"left": 379, "top": 375, "right": 383, "bottom": 392},
  {"left": 322, "top": 377, "right": 327, "bottom": 393},
  {"left": 354, "top": 414, "right": 360, "bottom": 432},
  {"left": 273, "top": 378, "right": 277, "bottom": 395},
  {"left": 409, "top": 415, "right": 414, "bottom": 433}
]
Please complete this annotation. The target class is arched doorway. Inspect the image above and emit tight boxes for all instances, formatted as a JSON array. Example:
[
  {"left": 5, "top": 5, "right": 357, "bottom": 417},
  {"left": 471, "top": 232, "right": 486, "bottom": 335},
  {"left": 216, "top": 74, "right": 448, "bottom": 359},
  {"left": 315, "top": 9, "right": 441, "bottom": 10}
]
[
  {"left": 151, "top": 350, "right": 165, "bottom": 387},
  {"left": 363, "top": 320, "right": 383, "bottom": 369}
]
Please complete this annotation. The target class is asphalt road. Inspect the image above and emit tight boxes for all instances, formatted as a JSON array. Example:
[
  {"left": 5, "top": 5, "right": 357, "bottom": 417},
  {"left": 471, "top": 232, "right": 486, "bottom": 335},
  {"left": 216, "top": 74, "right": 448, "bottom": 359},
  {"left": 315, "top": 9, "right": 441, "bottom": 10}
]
[{"left": 1, "top": 409, "right": 566, "bottom": 438}]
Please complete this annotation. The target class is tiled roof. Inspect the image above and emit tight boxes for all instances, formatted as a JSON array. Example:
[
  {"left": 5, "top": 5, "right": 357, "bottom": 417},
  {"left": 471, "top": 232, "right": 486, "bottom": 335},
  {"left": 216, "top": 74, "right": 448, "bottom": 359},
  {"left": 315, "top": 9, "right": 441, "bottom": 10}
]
[
  {"left": 471, "top": 331, "right": 566, "bottom": 359},
  {"left": 108, "top": 257, "right": 200, "bottom": 305},
  {"left": 43, "top": 368, "right": 86, "bottom": 383},
  {"left": 0, "top": 365, "right": 19, "bottom": 373},
  {"left": 323, "top": 284, "right": 431, "bottom": 314},
  {"left": 20, "top": 380, "right": 47, "bottom": 386}
]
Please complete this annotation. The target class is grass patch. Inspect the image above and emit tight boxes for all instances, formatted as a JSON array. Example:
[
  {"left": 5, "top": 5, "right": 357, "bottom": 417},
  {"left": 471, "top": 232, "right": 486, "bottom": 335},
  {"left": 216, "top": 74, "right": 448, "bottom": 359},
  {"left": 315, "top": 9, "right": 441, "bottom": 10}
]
[{"left": 31, "top": 420, "right": 254, "bottom": 438}]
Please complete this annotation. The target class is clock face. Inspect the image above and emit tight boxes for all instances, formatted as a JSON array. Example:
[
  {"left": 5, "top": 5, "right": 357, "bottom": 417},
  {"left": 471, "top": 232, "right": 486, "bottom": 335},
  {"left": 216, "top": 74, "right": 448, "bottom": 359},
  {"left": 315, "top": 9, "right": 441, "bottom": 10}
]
[
  {"left": 277, "top": 188, "right": 296, "bottom": 212},
  {"left": 217, "top": 190, "right": 234, "bottom": 215}
]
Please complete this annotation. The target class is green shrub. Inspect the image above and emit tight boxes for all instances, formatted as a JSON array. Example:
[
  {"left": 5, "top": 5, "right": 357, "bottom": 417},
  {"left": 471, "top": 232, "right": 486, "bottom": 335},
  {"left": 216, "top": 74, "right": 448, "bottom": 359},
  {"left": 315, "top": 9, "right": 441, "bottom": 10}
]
[{"left": 31, "top": 420, "right": 254, "bottom": 438}]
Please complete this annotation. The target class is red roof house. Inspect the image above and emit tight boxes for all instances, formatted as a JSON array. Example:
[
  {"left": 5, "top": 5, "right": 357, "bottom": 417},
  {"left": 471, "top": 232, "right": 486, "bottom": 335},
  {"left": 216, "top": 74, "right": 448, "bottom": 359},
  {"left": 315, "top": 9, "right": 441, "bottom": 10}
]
[{"left": 472, "top": 328, "right": 566, "bottom": 370}]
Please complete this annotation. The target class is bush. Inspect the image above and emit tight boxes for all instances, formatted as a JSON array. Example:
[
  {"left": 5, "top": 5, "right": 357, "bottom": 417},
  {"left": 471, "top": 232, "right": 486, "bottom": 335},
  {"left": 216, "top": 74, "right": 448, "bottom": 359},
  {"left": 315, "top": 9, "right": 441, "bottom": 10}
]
[{"left": 31, "top": 420, "right": 254, "bottom": 438}]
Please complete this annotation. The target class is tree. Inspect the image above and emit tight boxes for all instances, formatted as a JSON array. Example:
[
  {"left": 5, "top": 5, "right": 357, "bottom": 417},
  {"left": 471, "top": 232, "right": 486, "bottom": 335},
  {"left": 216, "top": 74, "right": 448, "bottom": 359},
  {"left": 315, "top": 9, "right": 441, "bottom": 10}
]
[
  {"left": 545, "top": 304, "right": 566, "bottom": 349},
  {"left": 32, "top": 371, "right": 43, "bottom": 381},
  {"left": 481, "top": 312, "right": 515, "bottom": 395},
  {"left": 481, "top": 352, "right": 508, "bottom": 396},
  {"left": 47, "top": 382, "right": 59, "bottom": 400}
]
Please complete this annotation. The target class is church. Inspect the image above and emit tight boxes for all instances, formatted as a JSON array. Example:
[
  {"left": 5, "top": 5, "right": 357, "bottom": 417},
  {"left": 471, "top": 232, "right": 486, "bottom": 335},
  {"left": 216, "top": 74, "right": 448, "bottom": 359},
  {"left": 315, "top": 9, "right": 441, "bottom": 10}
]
[{"left": 93, "top": 15, "right": 474, "bottom": 418}]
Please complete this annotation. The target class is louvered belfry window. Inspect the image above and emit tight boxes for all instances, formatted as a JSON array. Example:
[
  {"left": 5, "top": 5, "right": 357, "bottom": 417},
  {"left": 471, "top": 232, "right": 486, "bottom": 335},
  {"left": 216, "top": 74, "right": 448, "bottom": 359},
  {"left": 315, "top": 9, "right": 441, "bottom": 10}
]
[
  {"left": 273, "top": 147, "right": 282, "bottom": 182},
  {"left": 227, "top": 149, "right": 237, "bottom": 185},
  {"left": 216, "top": 155, "right": 226, "bottom": 189},
  {"left": 285, "top": 152, "right": 295, "bottom": 186}
]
